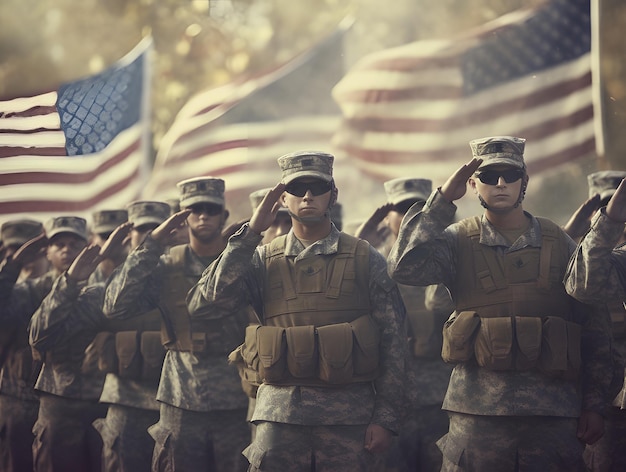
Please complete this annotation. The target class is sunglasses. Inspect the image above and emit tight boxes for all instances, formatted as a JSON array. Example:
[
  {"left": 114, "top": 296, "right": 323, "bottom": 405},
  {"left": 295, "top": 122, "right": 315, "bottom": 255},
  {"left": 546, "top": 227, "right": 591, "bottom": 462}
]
[
  {"left": 285, "top": 180, "right": 332, "bottom": 197},
  {"left": 188, "top": 203, "right": 223, "bottom": 216},
  {"left": 475, "top": 169, "right": 524, "bottom": 185}
]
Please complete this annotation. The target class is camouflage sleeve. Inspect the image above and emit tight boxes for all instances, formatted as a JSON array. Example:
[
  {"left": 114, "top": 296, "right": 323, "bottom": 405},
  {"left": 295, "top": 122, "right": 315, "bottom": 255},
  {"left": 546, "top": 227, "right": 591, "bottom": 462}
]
[
  {"left": 0, "top": 258, "right": 41, "bottom": 323},
  {"left": 29, "top": 274, "right": 104, "bottom": 352},
  {"left": 103, "top": 235, "right": 165, "bottom": 319},
  {"left": 576, "top": 299, "right": 617, "bottom": 415},
  {"left": 387, "top": 190, "right": 458, "bottom": 289},
  {"left": 368, "top": 247, "right": 409, "bottom": 433},
  {"left": 565, "top": 209, "right": 626, "bottom": 303},
  {"left": 187, "top": 223, "right": 265, "bottom": 319}
]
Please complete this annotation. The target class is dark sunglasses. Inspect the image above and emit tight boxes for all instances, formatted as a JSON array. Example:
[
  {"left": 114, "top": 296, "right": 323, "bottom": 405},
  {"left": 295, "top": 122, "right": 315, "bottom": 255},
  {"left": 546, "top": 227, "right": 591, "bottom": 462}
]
[
  {"left": 188, "top": 203, "right": 223, "bottom": 216},
  {"left": 475, "top": 169, "right": 524, "bottom": 185},
  {"left": 285, "top": 180, "right": 332, "bottom": 197}
]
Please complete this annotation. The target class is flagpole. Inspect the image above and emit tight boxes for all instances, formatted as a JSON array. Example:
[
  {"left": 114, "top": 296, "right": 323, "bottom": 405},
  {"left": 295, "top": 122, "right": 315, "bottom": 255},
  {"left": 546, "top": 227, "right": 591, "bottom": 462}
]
[{"left": 590, "top": 0, "right": 607, "bottom": 163}]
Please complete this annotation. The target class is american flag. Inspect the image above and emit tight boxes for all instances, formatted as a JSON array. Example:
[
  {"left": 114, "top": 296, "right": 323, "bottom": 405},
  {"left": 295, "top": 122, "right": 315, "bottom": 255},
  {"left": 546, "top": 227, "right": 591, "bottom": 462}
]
[
  {"left": 142, "top": 23, "right": 351, "bottom": 221},
  {"left": 331, "top": 0, "right": 598, "bottom": 186},
  {"left": 0, "top": 37, "right": 152, "bottom": 223}
]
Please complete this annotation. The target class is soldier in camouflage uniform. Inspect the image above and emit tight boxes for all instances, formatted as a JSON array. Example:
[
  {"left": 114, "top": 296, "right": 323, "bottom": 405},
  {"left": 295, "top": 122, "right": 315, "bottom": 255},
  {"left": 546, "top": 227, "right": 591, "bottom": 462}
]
[
  {"left": 28, "top": 215, "right": 129, "bottom": 472},
  {"left": 388, "top": 136, "right": 614, "bottom": 471},
  {"left": 187, "top": 151, "right": 408, "bottom": 471},
  {"left": 104, "top": 179, "right": 249, "bottom": 472},
  {"left": 88, "top": 209, "right": 130, "bottom": 284},
  {"left": 0, "top": 219, "right": 45, "bottom": 472},
  {"left": 90, "top": 202, "right": 170, "bottom": 472},
  {"left": 565, "top": 171, "right": 626, "bottom": 472}
]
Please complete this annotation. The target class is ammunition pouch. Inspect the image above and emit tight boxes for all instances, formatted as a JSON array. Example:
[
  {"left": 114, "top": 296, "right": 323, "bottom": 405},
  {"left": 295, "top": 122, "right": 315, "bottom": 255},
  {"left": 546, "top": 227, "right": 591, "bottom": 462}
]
[
  {"left": 231, "top": 315, "right": 380, "bottom": 387},
  {"left": 442, "top": 312, "right": 581, "bottom": 378}
]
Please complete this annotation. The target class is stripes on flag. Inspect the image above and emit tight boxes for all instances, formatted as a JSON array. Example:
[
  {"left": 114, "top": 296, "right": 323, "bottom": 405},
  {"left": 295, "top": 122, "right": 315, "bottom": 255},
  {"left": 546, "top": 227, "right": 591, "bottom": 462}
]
[
  {"left": 142, "top": 22, "right": 350, "bottom": 220},
  {"left": 331, "top": 0, "right": 597, "bottom": 185},
  {"left": 0, "top": 36, "right": 152, "bottom": 223}
]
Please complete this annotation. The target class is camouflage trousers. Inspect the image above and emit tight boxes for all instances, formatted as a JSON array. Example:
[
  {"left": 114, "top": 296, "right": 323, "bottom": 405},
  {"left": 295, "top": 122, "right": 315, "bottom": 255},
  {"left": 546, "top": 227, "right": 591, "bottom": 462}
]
[
  {"left": 243, "top": 421, "right": 386, "bottom": 472},
  {"left": 583, "top": 406, "right": 626, "bottom": 472},
  {"left": 0, "top": 394, "right": 38, "bottom": 472},
  {"left": 384, "top": 404, "right": 448, "bottom": 472},
  {"left": 438, "top": 412, "right": 584, "bottom": 472},
  {"left": 32, "top": 393, "right": 107, "bottom": 472},
  {"left": 92, "top": 404, "right": 159, "bottom": 472},
  {"left": 149, "top": 402, "right": 249, "bottom": 472}
]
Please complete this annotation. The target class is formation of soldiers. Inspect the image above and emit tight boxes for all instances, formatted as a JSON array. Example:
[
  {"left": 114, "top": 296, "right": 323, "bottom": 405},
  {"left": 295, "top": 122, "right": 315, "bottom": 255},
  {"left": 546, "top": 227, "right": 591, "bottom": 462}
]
[{"left": 0, "top": 137, "right": 624, "bottom": 472}]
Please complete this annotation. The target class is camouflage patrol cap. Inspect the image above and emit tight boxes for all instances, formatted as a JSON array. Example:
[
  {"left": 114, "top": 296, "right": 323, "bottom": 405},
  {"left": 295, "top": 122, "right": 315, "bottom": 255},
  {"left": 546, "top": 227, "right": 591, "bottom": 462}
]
[
  {"left": 91, "top": 209, "right": 128, "bottom": 235},
  {"left": 126, "top": 201, "right": 170, "bottom": 228},
  {"left": 277, "top": 151, "right": 334, "bottom": 185},
  {"left": 384, "top": 178, "right": 432, "bottom": 205},
  {"left": 249, "top": 188, "right": 288, "bottom": 213},
  {"left": 1, "top": 219, "right": 44, "bottom": 247},
  {"left": 177, "top": 177, "right": 225, "bottom": 208},
  {"left": 44, "top": 216, "right": 88, "bottom": 241},
  {"left": 587, "top": 170, "right": 626, "bottom": 202},
  {"left": 470, "top": 136, "right": 526, "bottom": 170}
]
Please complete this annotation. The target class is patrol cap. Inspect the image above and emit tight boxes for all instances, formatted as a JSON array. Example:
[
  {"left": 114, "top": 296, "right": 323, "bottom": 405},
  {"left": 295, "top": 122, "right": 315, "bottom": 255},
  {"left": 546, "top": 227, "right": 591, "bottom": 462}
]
[
  {"left": 587, "top": 170, "right": 626, "bottom": 202},
  {"left": 384, "top": 178, "right": 432, "bottom": 205},
  {"left": 177, "top": 177, "right": 225, "bottom": 208},
  {"left": 249, "top": 188, "right": 288, "bottom": 213},
  {"left": 91, "top": 209, "right": 128, "bottom": 235},
  {"left": 470, "top": 136, "right": 526, "bottom": 170},
  {"left": 1, "top": 219, "right": 44, "bottom": 247},
  {"left": 277, "top": 151, "right": 334, "bottom": 185},
  {"left": 44, "top": 216, "right": 88, "bottom": 241},
  {"left": 126, "top": 201, "right": 170, "bottom": 228}
]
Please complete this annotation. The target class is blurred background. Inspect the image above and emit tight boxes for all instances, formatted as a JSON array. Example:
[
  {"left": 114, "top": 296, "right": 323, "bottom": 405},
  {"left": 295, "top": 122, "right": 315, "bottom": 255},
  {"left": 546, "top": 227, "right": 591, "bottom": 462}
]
[{"left": 1, "top": 0, "right": 625, "bottom": 225}]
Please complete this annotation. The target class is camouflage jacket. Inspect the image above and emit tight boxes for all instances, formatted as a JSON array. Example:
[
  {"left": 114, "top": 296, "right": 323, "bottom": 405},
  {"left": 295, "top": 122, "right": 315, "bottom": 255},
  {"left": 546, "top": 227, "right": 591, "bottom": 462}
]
[
  {"left": 0, "top": 262, "right": 59, "bottom": 400},
  {"left": 388, "top": 190, "right": 614, "bottom": 417},
  {"left": 28, "top": 273, "right": 106, "bottom": 400},
  {"left": 104, "top": 236, "right": 247, "bottom": 412},
  {"left": 565, "top": 208, "right": 626, "bottom": 303},
  {"left": 186, "top": 223, "right": 408, "bottom": 433}
]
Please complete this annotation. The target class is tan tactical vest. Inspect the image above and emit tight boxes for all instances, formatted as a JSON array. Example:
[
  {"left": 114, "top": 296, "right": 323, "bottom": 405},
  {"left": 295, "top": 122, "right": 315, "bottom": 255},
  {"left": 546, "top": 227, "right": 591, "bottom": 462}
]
[
  {"left": 159, "top": 244, "right": 244, "bottom": 355},
  {"left": 442, "top": 216, "right": 581, "bottom": 376},
  {"left": 398, "top": 284, "right": 441, "bottom": 359},
  {"left": 233, "top": 233, "right": 381, "bottom": 387}
]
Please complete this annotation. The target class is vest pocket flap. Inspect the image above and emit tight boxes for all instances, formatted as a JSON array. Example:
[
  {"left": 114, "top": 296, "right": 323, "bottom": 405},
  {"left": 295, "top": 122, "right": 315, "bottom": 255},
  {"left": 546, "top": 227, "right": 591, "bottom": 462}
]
[
  {"left": 242, "top": 324, "right": 261, "bottom": 368},
  {"left": 140, "top": 331, "right": 166, "bottom": 381},
  {"left": 115, "top": 331, "right": 142, "bottom": 379},
  {"left": 442, "top": 311, "right": 480, "bottom": 363},
  {"left": 540, "top": 316, "right": 569, "bottom": 372},
  {"left": 317, "top": 323, "right": 353, "bottom": 383},
  {"left": 286, "top": 325, "right": 317, "bottom": 378},
  {"left": 515, "top": 316, "right": 542, "bottom": 369},
  {"left": 350, "top": 315, "right": 381, "bottom": 376},
  {"left": 257, "top": 326, "right": 287, "bottom": 382},
  {"left": 474, "top": 317, "right": 513, "bottom": 370}
]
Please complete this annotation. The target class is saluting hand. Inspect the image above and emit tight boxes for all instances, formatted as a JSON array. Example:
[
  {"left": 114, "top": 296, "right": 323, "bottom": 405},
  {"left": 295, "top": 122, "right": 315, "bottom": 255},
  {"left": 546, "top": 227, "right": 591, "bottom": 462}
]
[
  {"left": 441, "top": 157, "right": 483, "bottom": 203},
  {"left": 151, "top": 209, "right": 192, "bottom": 246},
  {"left": 67, "top": 245, "right": 102, "bottom": 282},
  {"left": 99, "top": 222, "right": 133, "bottom": 259},
  {"left": 249, "top": 183, "right": 286, "bottom": 235},
  {"left": 562, "top": 194, "right": 601, "bottom": 240},
  {"left": 606, "top": 178, "right": 626, "bottom": 223},
  {"left": 11, "top": 233, "right": 48, "bottom": 267},
  {"left": 355, "top": 203, "right": 394, "bottom": 247}
]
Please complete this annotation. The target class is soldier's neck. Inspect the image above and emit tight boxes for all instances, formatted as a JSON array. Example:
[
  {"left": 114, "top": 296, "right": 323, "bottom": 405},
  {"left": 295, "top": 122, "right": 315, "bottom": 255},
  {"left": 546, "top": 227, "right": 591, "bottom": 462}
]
[
  {"left": 484, "top": 206, "right": 528, "bottom": 230},
  {"left": 189, "top": 235, "right": 225, "bottom": 257},
  {"left": 292, "top": 219, "right": 332, "bottom": 244}
]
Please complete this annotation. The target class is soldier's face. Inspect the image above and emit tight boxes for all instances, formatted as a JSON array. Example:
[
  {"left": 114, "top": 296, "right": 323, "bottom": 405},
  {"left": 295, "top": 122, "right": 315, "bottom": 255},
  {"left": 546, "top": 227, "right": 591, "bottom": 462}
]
[
  {"left": 186, "top": 203, "right": 227, "bottom": 243},
  {"left": 282, "top": 178, "right": 332, "bottom": 220},
  {"left": 469, "top": 165, "right": 526, "bottom": 211},
  {"left": 46, "top": 234, "right": 87, "bottom": 272}
]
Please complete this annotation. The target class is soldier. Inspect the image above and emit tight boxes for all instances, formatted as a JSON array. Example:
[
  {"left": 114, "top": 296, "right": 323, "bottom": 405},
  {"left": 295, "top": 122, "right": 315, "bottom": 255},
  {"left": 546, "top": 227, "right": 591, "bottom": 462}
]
[
  {"left": 187, "top": 150, "right": 408, "bottom": 471},
  {"left": 388, "top": 136, "right": 613, "bottom": 471},
  {"left": 0, "top": 216, "right": 87, "bottom": 470},
  {"left": 358, "top": 178, "right": 454, "bottom": 472},
  {"left": 104, "top": 178, "right": 249, "bottom": 472},
  {"left": 89, "top": 209, "right": 130, "bottom": 284},
  {"left": 28, "top": 218, "right": 131, "bottom": 472},
  {"left": 0, "top": 219, "right": 45, "bottom": 472},
  {"left": 565, "top": 172, "right": 626, "bottom": 472}
]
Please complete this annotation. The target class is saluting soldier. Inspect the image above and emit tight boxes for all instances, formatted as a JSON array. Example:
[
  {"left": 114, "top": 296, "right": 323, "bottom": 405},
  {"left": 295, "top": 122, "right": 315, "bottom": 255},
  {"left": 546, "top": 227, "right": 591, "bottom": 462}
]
[
  {"left": 104, "top": 178, "right": 250, "bottom": 472},
  {"left": 388, "top": 136, "right": 614, "bottom": 471},
  {"left": 187, "top": 151, "right": 408, "bottom": 471}
]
